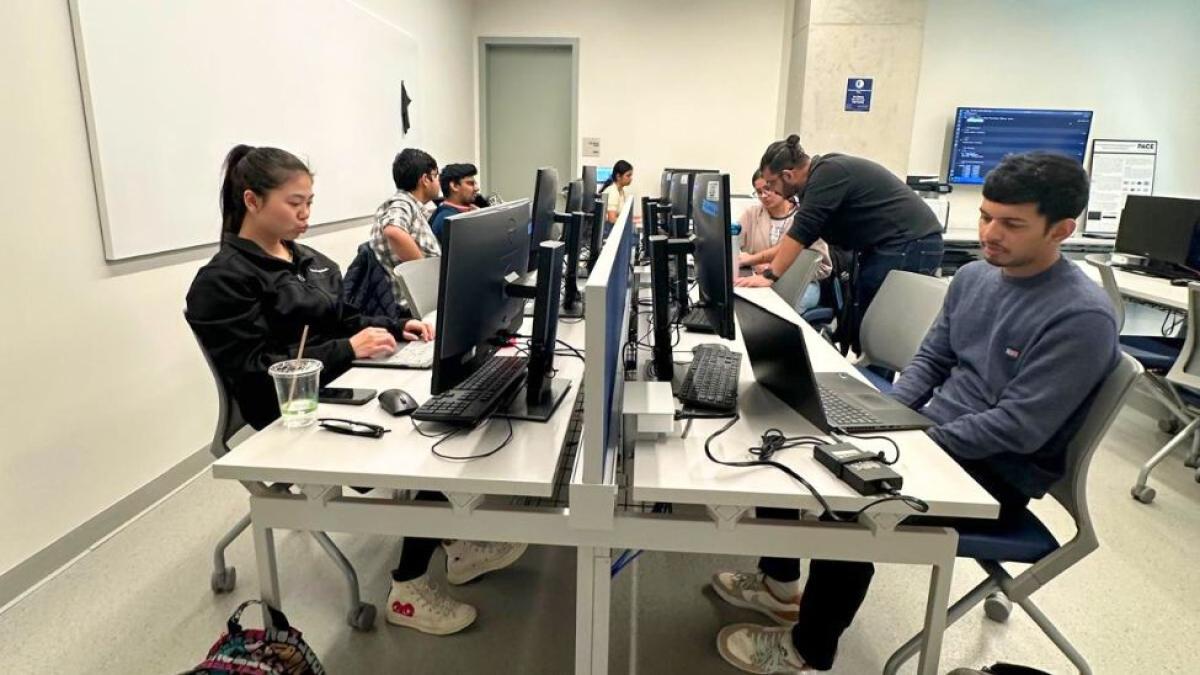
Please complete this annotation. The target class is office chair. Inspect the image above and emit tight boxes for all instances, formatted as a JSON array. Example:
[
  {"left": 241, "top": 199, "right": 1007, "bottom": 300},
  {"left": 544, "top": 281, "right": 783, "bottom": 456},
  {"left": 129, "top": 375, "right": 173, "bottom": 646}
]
[
  {"left": 772, "top": 248, "right": 835, "bottom": 327},
  {"left": 186, "top": 317, "right": 377, "bottom": 630},
  {"left": 884, "top": 353, "right": 1142, "bottom": 675},
  {"left": 1131, "top": 283, "right": 1200, "bottom": 500},
  {"left": 1083, "top": 254, "right": 1196, "bottom": 502},
  {"left": 393, "top": 257, "right": 441, "bottom": 319},
  {"left": 855, "top": 270, "right": 949, "bottom": 393}
]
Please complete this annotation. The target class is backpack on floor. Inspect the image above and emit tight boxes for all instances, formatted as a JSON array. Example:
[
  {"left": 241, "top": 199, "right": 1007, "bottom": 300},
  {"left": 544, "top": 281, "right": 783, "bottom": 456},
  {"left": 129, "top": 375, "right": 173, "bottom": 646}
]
[{"left": 183, "top": 599, "right": 325, "bottom": 675}]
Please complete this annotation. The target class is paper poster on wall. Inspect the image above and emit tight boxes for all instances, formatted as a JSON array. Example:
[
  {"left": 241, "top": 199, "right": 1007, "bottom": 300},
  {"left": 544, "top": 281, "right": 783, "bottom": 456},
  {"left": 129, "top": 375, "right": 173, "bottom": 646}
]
[
  {"left": 1085, "top": 139, "right": 1158, "bottom": 237},
  {"left": 844, "top": 78, "right": 873, "bottom": 112},
  {"left": 583, "top": 137, "right": 601, "bottom": 158}
]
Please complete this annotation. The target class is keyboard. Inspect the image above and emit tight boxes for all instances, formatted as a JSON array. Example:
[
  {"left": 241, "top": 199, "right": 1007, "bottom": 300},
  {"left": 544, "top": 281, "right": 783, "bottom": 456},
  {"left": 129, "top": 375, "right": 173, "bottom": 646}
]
[
  {"left": 680, "top": 306, "right": 716, "bottom": 333},
  {"left": 413, "top": 355, "right": 529, "bottom": 426},
  {"left": 356, "top": 340, "right": 435, "bottom": 369},
  {"left": 677, "top": 344, "right": 741, "bottom": 411},
  {"left": 817, "top": 384, "right": 882, "bottom": 427}
]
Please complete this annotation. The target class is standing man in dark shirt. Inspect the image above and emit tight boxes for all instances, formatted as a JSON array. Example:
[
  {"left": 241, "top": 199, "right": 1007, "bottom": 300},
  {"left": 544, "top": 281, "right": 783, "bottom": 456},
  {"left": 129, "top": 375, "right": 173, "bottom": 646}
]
[{"left": 736, "top": 134, "right": 944, "bottom": 348}]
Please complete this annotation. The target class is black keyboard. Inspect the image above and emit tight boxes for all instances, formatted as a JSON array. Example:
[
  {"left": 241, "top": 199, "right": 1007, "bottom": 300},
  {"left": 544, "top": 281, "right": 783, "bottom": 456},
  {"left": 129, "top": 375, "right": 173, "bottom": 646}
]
[
  {"left": 413, "top": 356, "right": 528, "bottom": 426},
  {"left": 680, "top": 306, "right": 716, "bottom": 333},
  {"left": 678, "top": 344, "right": 741, "bottom": 411},
  {"left": 817, "top": 384, "right": 882, "bottom": 427}
]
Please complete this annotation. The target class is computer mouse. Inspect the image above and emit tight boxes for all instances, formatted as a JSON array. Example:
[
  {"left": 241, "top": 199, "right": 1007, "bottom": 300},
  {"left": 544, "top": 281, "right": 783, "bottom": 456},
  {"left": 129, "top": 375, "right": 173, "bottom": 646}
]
[
  {"left": 378, "top": 389, "right": 419, "bottom": 416},
  {"left": 1170, "top": 277, "right": 1192, "bottom": 286}
]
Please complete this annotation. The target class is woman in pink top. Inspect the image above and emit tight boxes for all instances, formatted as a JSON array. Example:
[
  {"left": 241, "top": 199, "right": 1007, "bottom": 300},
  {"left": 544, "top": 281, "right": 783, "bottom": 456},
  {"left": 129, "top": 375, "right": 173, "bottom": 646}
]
[{"left": 737, "top": 170, "right": 832, "bottom": 310}]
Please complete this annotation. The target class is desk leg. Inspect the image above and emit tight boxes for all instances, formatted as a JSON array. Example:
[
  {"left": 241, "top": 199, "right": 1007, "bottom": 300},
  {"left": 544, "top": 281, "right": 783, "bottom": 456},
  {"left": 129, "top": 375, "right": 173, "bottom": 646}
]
[
  {"left": 915, "top": 558, "right": 954, "bottom": 675},
  {"left": 252, "top": 520, "right": 282, "bottom": 627},
  {"left": 576, "top": 546, "right": 612, "bottom": 675}
]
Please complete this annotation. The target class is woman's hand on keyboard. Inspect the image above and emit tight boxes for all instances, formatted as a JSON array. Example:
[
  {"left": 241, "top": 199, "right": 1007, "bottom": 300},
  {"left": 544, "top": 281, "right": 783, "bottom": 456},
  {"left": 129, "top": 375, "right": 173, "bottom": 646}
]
[
  {"left": 350, "top": 327, "right": 398, "bottom": 358},
  {"left": 402, "top": 320, "right": 434, "bottom": 342}
]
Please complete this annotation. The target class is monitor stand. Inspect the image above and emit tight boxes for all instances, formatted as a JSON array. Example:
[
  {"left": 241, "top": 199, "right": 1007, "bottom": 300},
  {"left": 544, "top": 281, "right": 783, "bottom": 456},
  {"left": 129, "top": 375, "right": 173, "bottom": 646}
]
[{"left": 499, "top": 379, "right": 572, "bottom": 422}]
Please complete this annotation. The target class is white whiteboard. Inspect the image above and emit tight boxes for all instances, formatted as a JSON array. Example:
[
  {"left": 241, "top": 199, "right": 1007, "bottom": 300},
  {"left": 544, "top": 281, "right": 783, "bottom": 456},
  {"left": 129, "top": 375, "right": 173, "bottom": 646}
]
[{"left": 70, "top": 0, "right": 421, "bottom": 260}]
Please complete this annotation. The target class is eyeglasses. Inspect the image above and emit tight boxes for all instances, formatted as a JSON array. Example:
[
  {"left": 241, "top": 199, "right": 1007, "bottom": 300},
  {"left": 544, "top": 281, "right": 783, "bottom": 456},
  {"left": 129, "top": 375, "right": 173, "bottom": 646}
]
[{"left": 318, "top": 418, "right": 390, "bottom": 438}]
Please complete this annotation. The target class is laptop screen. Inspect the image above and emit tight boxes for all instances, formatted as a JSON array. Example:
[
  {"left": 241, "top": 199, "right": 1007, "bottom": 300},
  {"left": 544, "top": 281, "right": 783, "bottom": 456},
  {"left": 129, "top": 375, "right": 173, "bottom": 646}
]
[{"left": 733, "top": 295, "right": 831, "bottom": 432}]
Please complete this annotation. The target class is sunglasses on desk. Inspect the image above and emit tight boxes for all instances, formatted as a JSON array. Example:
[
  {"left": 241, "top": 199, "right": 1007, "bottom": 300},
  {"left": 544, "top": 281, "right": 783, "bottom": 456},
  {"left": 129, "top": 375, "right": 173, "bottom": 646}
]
[{"left": 318, "top": 418, "right": 390, "bottom": 439}]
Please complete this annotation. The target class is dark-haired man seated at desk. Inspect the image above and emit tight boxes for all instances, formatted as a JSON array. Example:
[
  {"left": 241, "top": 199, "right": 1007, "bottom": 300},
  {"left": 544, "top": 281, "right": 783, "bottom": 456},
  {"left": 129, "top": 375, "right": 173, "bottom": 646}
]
[
  {"left": 428, "top": 162, "right": 481, "bottom": 241},
  {"left": 713, "top": 152, "right": 1119, "bottom": 673}
]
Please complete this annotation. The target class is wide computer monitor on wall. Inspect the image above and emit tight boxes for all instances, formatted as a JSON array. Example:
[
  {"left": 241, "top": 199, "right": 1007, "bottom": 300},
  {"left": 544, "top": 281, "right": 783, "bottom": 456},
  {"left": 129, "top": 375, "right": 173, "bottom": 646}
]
[
  {"left": 581, "top": 196, "right": 636, "bottom": 484},
  {"left": 946, "top": 107, "right": 1093, "bottom": 185}
]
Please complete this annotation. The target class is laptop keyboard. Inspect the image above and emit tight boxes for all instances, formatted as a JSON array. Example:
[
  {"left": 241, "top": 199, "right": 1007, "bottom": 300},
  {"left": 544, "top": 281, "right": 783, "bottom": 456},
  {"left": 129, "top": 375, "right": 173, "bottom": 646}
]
[{"left": 817, "top": 384, "right": 882, "bottom": 427}]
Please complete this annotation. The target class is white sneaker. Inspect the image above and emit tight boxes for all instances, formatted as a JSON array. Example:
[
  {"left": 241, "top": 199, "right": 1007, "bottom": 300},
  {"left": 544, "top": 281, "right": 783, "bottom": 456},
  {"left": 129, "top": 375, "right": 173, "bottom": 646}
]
[
  {"left": 386, "top": 576, "right": 476, "bottom": 635},
  {"left": 443, "top": 540, "right": 528, "bottom": 585},
  {"left": 711, "top": 571, "right": 800, "bottom": 625},
  {"left": 717, "top": 623, "right": 809, "bottom": 674}
]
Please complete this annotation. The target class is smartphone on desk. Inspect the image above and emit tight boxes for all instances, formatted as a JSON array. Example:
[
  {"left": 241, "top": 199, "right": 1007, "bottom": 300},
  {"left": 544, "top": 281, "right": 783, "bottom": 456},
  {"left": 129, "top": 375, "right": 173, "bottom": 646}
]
[{"left": 318, "top": 387, "right": 377, "bottom": 405}]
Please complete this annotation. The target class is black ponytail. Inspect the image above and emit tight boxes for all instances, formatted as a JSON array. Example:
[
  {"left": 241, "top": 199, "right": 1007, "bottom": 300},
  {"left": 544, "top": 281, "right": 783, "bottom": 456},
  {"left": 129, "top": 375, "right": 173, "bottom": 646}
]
[
  {"left": 759, "top": 134, "right": 808, "bottom": 173},
  {"left": 599, "top": 159, "right": 633, "bottom": 194},
  {"left": 220, "top": 145, "right": 311, "bottom": 236}
]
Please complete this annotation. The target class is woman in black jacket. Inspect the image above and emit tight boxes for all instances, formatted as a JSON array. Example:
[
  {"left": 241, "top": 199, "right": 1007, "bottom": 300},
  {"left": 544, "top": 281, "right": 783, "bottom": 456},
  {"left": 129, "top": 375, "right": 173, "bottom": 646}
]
[{"left": 187, "top": 145, "right": 522, "bottom": 637}]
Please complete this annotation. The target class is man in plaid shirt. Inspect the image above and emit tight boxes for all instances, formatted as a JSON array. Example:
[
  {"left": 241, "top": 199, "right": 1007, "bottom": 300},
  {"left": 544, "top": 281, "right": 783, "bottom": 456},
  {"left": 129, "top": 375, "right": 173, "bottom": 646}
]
[{"left": 370, "top": 148, "right": 443, "bottom": 302}]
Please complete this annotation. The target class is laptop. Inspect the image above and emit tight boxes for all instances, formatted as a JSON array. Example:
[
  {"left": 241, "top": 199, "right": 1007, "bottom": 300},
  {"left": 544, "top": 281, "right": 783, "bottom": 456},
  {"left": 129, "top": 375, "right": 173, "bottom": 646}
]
[{"left": 733, "top": 295, "right": 933, "bottom": 433}]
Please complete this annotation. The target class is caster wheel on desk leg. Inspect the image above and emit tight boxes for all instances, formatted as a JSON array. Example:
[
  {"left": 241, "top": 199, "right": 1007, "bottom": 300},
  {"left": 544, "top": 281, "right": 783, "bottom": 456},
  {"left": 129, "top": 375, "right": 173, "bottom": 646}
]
[
  {"left": 211, "top": 567, "right": 237, "bottom": 594},
  {"left": 1131, "top": 485, "right": 1156, "bottom": 504},
  {"left": 1158, "top": 418, "right": 1182, "bottom": 434},
  {"left": 1185, "top": 455, "right": 1200, "bottom": 470},
  {"left": 348, "top": 603, "right": 376, "bottom": 631},
  {"left": 983, "top": 592, "right": 1011, "bottom": 623}
]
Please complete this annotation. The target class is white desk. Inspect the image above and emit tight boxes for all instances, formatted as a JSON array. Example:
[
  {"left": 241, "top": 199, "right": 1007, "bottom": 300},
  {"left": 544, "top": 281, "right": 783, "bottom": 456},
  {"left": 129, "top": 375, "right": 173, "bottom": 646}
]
[
  {"left": 612, "top": 287, "right": 998, "bottom": 675},
  {"left": 213, "top": 291, "right": 997, "bottom": 675},
  {"left": 1075, "top": 259, "right": 1188, "bottom": 311}
]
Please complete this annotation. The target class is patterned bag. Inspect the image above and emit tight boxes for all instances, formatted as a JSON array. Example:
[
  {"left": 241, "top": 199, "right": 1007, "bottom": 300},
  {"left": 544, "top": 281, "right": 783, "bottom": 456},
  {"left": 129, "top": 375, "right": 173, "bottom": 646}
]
[{"left": 184, "top": 599, "right": 324, "bottom": 675}]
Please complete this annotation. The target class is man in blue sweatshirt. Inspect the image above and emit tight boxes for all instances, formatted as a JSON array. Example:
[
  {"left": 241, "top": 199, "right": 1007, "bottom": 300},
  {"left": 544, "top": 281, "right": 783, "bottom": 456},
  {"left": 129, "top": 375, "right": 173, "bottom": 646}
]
[{"left": 715, "top": 152, "right": 1120, "bottom": 674}]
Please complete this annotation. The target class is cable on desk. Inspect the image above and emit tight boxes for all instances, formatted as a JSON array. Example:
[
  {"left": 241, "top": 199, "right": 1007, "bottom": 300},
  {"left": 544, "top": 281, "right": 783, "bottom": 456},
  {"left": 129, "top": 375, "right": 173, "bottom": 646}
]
[
  {"left": 555, "top": 339, "right": 585, "bottom": 361},
  {"left": 830, "top": 427, "right": 902, "bottom": 465},
  {"left": 700, "top": 414, "right": 929, "bottom": 521},
  {"left": 426, "top": 416, "right": 515, "bottom": 462}
]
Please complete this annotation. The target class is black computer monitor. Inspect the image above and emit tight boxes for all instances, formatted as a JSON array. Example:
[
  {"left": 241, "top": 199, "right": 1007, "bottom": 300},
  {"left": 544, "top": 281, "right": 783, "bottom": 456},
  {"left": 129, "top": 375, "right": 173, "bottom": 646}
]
[
  {"left": 1115, "top": 195, "right": 1200, "bottom": 276},
  {"left": 669, "top": 173, "right": 692, "bottom": 220},
  {"left": 566, "top": 179, "right": 583, "bottom": 213},
  {"left": 585, "top": 196, "right": 606, "bottom": 275},
  {"left": 432, "top": 201, "right": 532, "bottom": 395},
  {"left": 659, "top": 171, "right": 673, "bottom": 200},
  {"left": 529, "top": 167, "right": 558, "bottom": 272},
  {"left": 689, "top": 173, "right": 735, "bottom": 340},
  {"left": 581, "top": 165, "right": 597, "bottom": 213}
]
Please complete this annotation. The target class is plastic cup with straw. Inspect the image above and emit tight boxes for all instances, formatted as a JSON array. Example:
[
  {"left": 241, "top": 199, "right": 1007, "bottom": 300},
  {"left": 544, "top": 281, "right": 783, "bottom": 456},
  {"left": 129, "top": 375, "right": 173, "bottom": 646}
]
[{"left": 268, "top": 325, "right": 322, "bottom": 428}]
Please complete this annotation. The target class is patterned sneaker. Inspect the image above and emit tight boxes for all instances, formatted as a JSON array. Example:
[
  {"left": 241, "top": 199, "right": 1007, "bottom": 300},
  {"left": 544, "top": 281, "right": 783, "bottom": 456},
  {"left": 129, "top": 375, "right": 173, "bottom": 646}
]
[
  {"left": 716, "top": 623, "right": 809, "bottom": 674},
  {"left": 711, "top": 571, "right": 800, "bottom": 625},
  {"left": 443, "top": 540, "right": 528, "bottom": 585},
  {"left": 386, "top": 576, "right": 477, "bottom": 635}
]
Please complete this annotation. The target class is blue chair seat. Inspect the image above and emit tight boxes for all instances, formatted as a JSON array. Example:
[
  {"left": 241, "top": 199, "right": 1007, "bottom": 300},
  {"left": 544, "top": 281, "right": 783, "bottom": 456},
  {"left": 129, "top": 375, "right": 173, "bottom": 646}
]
[
  {"left": 1120, "top": 335, "right": 1180, "bottom": 372},
  {"left": 856, "top": 364, "right": 894, "bottom": 394},
  {"left": 802, "top": 307, "right": 834, "bottom": 326},
  {"left": 918, "top": 509, "right": 1060, "bottom": 564}
]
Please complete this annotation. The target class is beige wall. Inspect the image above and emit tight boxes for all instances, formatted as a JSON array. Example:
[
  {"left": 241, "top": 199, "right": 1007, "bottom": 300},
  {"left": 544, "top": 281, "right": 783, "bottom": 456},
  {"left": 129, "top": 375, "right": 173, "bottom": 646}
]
[
  {"left": 473, "top": 0, "right": 793, "bottom": 199},
  {"left": 783, "top": 0, "right": 928, "bottom": 176},
  {"left": 0, "top": 0, "right": 477, "bottom": 579},
  {"left": 910, "top": 0, "right": 1200, "bottom": 231}
]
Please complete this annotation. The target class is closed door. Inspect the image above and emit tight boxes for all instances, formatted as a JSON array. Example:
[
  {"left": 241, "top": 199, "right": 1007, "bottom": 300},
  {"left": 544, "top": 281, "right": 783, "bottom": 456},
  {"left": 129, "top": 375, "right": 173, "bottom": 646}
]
[{"left": 482, "top": 42, "right": 575, "bottom": 202}]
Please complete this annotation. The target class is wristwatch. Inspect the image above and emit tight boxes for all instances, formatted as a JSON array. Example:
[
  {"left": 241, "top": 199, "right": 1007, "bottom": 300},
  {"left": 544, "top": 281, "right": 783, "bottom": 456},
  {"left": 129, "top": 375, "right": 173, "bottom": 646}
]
[{"left": 762, "top": 268, "right": 780, "bottom": 282}]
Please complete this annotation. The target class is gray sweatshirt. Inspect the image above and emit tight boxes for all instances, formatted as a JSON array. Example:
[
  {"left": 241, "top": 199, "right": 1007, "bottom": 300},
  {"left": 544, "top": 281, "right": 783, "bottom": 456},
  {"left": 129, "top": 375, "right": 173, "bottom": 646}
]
[{"left": 891, "top": 256, "right": 1119, "bottom": 497}]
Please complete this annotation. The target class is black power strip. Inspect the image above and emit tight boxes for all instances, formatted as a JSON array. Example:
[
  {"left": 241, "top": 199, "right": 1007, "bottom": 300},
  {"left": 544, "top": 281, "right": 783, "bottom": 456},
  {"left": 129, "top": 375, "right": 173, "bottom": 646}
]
[{"left": 813, "top": 443, "right": 903, "bottom": 496}]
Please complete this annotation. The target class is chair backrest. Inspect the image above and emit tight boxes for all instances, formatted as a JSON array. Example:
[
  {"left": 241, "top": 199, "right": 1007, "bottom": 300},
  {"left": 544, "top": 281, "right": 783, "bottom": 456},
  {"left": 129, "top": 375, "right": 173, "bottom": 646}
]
[
  {"left": 859, "top": 270, "right": 949, "bottom": 372},
  {"left": 1083, "top": 253, "right": 1126, "bottom": 330},
  {"left": 393, "top": 257, "right": 441, "bottom": 319},
  {"left": 185, "top": 313, "right": 247, "bottom": 459},
  {"left": 1166, "top": 283, "right": 1200, "bottom": 389},
  {"left": 772, "top": 249, "right": 823, "bottom": 309},
  {"left": 1049, "top": 352, "right": 1141, "bottom": 529}
]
